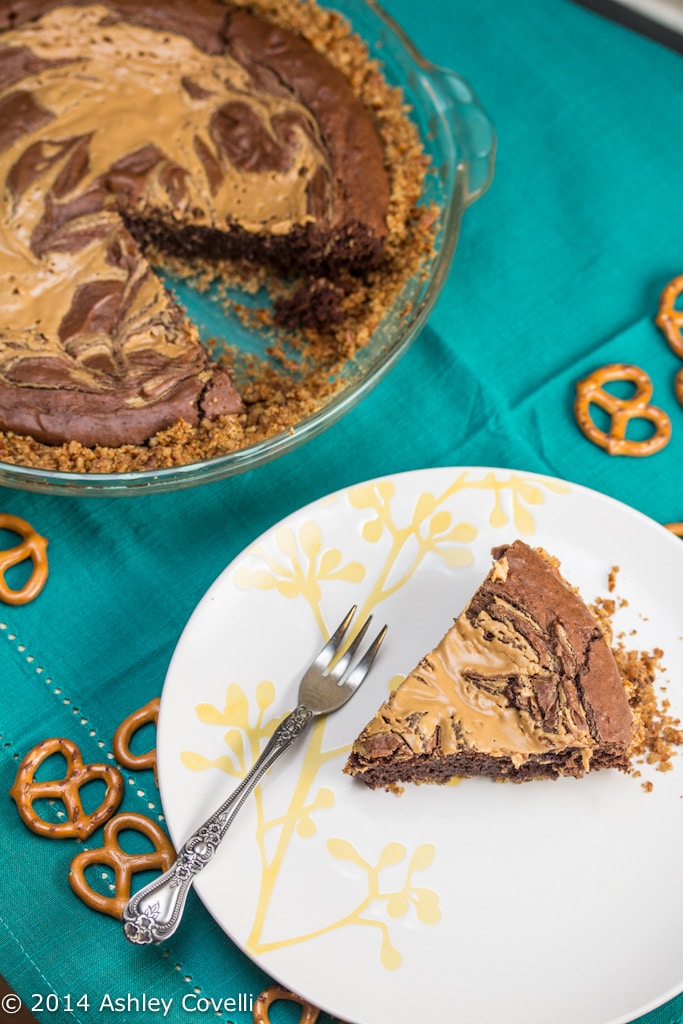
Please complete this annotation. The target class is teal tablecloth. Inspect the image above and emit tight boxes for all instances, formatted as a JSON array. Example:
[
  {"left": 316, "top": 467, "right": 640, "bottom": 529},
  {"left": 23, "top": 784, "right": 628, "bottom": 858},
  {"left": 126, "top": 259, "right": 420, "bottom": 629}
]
[{"left": 2, "top": 1, "right": 683, "bottom": 1022}]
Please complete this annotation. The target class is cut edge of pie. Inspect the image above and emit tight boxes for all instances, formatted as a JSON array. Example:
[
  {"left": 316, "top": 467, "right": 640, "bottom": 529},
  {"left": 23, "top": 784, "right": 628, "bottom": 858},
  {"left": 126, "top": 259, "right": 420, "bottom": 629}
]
[{"left": 0, "top": 0, "right": 394, "bottom": 448}]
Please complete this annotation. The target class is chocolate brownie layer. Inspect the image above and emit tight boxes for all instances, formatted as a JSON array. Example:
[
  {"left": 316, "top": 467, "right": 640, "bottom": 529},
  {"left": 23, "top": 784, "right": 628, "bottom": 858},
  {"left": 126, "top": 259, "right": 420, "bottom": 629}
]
[
  {"left": 345, "top": 540, "right": 633, "bottom": 787},
  {"left": 0, "top": 0, "right": 391, "bottom": 447}
]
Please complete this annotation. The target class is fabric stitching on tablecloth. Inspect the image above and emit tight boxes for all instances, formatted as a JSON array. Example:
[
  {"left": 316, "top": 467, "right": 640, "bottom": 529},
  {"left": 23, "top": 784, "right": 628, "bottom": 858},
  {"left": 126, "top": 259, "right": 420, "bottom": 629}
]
[
  {"left": 0, "top": 632, "right": 248, "bottom": 1023},
  {"left": 0, "top": 621, "right": 113, "bottom": 752},
  {"left": 0, "top": 732, "right": 88, "bottom": 1024},
  {"left": 0, "top": 622, "right": 162, "bottom": 813},
  {"left": 167, "top": 960, "right": 242, "bottom": 1024},
  {"left": 0, "top": 622, "right": 170, "bottom": 824}
]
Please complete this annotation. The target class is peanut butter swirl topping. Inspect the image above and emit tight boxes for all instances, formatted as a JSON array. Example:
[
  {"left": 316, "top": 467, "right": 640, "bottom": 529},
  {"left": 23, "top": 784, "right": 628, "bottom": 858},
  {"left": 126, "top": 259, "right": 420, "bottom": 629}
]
[
  {"left": 0, "top": 1, "right": 391, "bottom": 447},
  {"left": 346, "top": 541, "right": 633, "bottom": 784}
]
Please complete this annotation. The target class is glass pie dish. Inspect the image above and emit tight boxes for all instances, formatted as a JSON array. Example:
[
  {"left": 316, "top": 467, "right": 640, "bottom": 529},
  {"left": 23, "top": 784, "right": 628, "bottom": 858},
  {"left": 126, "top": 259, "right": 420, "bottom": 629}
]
[{"left": 0, "top": 0, "right": 495, "bottom": 497}]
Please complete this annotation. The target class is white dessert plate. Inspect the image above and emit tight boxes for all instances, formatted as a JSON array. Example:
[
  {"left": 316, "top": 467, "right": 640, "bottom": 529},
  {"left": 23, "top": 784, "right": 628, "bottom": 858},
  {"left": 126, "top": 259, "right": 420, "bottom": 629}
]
[{"left": 157, "top": 466, "right": 683, "bottom": 1024}]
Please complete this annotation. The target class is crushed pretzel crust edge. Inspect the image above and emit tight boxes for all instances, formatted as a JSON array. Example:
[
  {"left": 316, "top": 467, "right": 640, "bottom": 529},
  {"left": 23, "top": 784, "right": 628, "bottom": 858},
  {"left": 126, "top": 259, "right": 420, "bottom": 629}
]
[
  {"left": 590, "top": 570, "right": 683, "bottom": 789},
  {"left": 0, "top": 0, "right": 436, "bottom": 475}
]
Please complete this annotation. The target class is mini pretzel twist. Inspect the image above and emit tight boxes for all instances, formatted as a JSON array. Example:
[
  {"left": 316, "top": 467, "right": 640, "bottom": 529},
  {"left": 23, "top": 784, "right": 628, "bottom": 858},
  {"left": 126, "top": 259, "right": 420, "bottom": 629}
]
[
  {"left": 113, "top": 698, "right": 160, "bottom": 783},
  {"left": 0, "top": 513, "right": 48, "bottom": 604},
  {"left": 574, "top": 363, "right": 671, "bottom": 456},
  {"left": 655, "top": 274, "right": 683, "bottom": 359},
  {"left": 253, "top": 987, "right": 321, "bottom": 1024},
  {"left": 68, "top": 811, "right": 175, "bottom": 919},
  {"left": 9, "top": 737, "right": 124, "bottom": 840},
  {"left": 675, "top": 367, "right": 683, "bottom": 408}
]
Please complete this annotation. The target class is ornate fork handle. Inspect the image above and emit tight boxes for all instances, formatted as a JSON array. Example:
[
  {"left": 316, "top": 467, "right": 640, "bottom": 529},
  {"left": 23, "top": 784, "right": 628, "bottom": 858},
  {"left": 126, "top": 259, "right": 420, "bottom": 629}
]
[{"left": 122, "top": 704, "right": 313, "bottom": 945}]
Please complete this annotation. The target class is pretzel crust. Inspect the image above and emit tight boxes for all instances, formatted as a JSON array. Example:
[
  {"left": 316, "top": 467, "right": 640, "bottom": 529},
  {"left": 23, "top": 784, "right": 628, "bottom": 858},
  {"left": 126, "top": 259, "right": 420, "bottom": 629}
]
[
  {"left": 0, "top": 513, "right": 48, "bottom": 604},
  {"left": 113, "top": 698, "right": 160, "bottom": 782},
  {"left": 655, "top": 274, "right": 683, "bottom": 359},
  {"left": 253, "top": 986, "right": 321, "bottom": 1024},
  {"left": 9, "top": 737, "right": 124, "bottom": 840},
  {"left": 68, "top": 811, "right": 175, "bottom": 918},
  {"left": 574, "top": 363, "right": 671, "bottom": 456}
]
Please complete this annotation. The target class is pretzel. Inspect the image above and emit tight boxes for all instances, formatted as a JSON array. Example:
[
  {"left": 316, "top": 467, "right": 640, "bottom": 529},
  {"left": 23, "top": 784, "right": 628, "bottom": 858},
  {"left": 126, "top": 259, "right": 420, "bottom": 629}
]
[
  {"left": 253, "top": 987, "right": 321, "bottom": 1024},
  {"left": 665, "top": 522, "right": 683, "bottom": 537},
  {"left": 68, "top": 811, "right": 174, "bottom": 919},
  {"left": 113, "top": 698, "right": 160, "bottom": 783},
  {"left": 9, "top": 737, "right": 124, "bottom": 840},
  {"left": 0, "top": 513, "right": 48, "bottom": 605},
  {"left": 675, "top": 367, "right": 683, "bottom": 408},
  {"left": 574, "top": 363, "right": 671, "bottom": 456},
  {"left": 655, "top": 274, "right": 683, "bottom": 359}
]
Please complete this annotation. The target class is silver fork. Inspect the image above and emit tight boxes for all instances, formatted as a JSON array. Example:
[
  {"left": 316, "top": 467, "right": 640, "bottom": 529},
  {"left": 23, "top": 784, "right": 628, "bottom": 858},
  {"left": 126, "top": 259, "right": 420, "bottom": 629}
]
[{"left": 122, "top": 606, "right": 386, "bottom": 945}]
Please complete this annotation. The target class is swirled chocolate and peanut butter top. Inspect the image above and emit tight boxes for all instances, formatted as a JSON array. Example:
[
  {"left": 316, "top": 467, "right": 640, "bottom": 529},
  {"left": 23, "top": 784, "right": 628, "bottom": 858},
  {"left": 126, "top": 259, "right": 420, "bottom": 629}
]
[
  {"left": 345, "top": 540, "right": 634, "bottom": 788},
  {"left": 0, "top": 0, "right": 391, "bottom": 447}
]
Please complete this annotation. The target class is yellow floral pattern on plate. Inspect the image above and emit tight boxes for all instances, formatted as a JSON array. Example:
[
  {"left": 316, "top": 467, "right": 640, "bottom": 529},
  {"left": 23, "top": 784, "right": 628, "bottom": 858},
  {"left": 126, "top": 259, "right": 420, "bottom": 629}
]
[{"left": 181, "top": 469, "right": 569, "bottom": 969}]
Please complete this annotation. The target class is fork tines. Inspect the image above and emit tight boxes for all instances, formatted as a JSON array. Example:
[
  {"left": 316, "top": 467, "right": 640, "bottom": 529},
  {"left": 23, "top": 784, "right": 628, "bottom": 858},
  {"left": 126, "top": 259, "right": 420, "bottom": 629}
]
[
  {"left": 320, "top": 605, "right": 386, "bottom": 687},
  {"left": 343, "top": 622, "right": 388, "bottom": 689}
]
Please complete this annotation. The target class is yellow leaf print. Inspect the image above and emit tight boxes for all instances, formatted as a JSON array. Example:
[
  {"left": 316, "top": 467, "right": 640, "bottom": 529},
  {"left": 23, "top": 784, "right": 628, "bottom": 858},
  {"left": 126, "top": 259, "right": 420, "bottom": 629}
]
[
  {"left": 386, "top": 894, "right": 410, "bottom": 919},
  {"left": 223, "top": 729, "right": 244, "bottom": 762},
  {"left": 318, "top": 548, "right": 341, "bottom": 575},
  {"left": 195, "top": 703, "right": 230, "bottom": 726},
  {"left": 275, "top": 525, "right": 298, "bottom": 559},
  {"left": 380, "top": 936, "right": 402, "bottom": 971},
  {"left": 412, "top": 492, "right": 437, "bottom": 526},
  {"left": 427, "top": 509, "right": 452, "bottom": 535},
  {"left": 180, "top": 751, "right": 237, "bottom": 775},
  {"left": 276, "top": 579, "right": 308, "bottom": 599},
  {"left": 182, "top": 469, "right": 571, "bottom": 973},
  {"left": 331, "top": 562, "right": 365, "bottom": 583},
  {"left": 449, "top": 522, "right": 477, "bottom": 543},
  {"left": 233, "top": 518, "right": 366, "bottom": 630},
  {"left": 256, "top": 680, "right": 276, "bottom": 713},
  {"left": 299, "top": 520, "right": 323, "bottom": 560},
  {"left": 348, "top": 480, "right": 394, "bottom": 509},
  {"left": 194, "top": 686, "right": 250, "bottom": 729},
  {"left": 296, "top": 817, "right": 317, "bottom": 839},
  {"left": 327, "top": 837, "right": 367, "bottom": 867},
  {"left": 412, "top": 888, "right": 442, "bottom": 925},
  {"left": 438, "top": 546, "right": 475, "bottom": 568},
  {"left": 233, "top": 568, "right": 275, "bottom": 590},
  {"left": 294, "top": 787, "right": 336, "bottom": 839},
  {"left": 221, "top": 683, "right": 251, "bottom": 731},
  {"left": 517, "top": 481, "right": 545, "bottom": 505},
  {"left": 347, "top": 483, "right": 377, "bottom": 509},
  {"left": 377, "top": 842, "right": 407, "bottom": 870},
  {"left": 362, "top": 518, "right": 384, "bottom": 543},
  {"left": 408, "top": 843, "right": 435, "bottom": 872},
  {"left": 309, "top": 837, "right": 441, "bottom": 970},
  {"left": 511, "top": 496, "right": 536, "bottom": 536}
]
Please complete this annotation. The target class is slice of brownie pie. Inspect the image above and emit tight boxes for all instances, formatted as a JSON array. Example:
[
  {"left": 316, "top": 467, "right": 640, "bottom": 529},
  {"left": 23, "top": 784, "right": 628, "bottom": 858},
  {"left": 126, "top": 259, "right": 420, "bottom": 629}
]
[{"left": 344, "top": 540, "right": 633, "bottom": 788}]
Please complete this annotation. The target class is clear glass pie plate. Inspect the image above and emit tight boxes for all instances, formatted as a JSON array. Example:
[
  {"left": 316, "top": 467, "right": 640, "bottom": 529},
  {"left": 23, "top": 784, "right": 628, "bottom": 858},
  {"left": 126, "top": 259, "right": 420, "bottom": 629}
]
[{"left": 0, "top": 0, "right": 495, "bottom": 497}]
